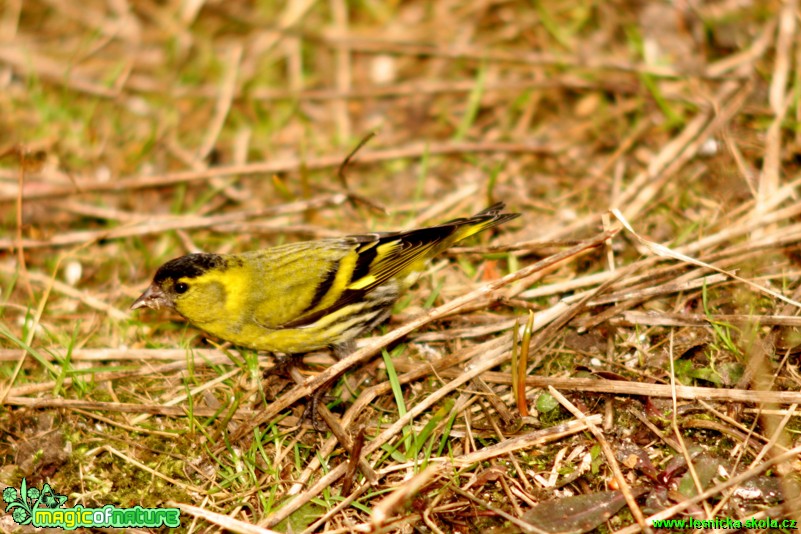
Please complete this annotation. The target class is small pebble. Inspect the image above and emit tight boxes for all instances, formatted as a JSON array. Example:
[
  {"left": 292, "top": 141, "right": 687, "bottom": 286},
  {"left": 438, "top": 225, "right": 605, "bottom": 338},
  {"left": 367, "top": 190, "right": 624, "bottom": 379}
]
[
  {"left": 698, "top": 138, "right": 719, "bottom": 157},
  {"left": 63, "top": 260, "right": 83, "bottom": 286}
]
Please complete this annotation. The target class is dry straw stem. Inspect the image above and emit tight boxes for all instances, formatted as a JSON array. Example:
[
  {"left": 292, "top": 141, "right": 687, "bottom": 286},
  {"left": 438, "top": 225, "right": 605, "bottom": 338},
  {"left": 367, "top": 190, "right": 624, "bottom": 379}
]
[
  {"left": 538, "top": 194, "right": 801, "bottom": 332},
  {"left": 613, "top": 208, "right": 801, "bottom": 309},
  {"left": 548, "top": 386, "right": 647, "bottom": 530},
  {"left": 537, "top": 78, "right": 756, "bottom": 244},
  {"left": 0, "top": 347, "right": 225, "bottom": 362},
  {"left": 519, "top": 204, "right": 801, "bottom": 329},
  {"left": 369, "top": 465, "right": 440, "bottom": 531},
  {"left": 447, "top": 485, "right": 548, "bottom": 534},
  {"left": 666, "top": 333, "right": 714, "bottom": 519},
  {"left": 617, "top": 311, "right": 801, "bottom": 328},
  {"left": 757, "top": 0, "right": 798, "bottom": 221},
  {"left": 73, "top": 407, "right": 179, "bottom": 439},
  {"left": 0, "top": 262, "right": 128, "bottom": 319},
  {"left": 236, "top": 76, "right": 638, "bottom": 102},
  {"left": 0, "top": 193, "right": 350, "bottom": 250},
  {"left": 520, "top": 187, "right": 801, "bottom": 300},
  {"left": 2, "top": 397, "right": 252, "bottom": 420},
  {"left": 1, "top": 252, "right": 59, "bottom": 404},
  {"left": 400, "top": 367, "right": 801, "bottom": 407},
  {"left": 617, "top": 79, "right": 750, "bottom": 222},
  {"left": 3, "top": 351, "right": 232, "bottom": 397},
  {"left": 318, "top": 36, "right": 734, "bottom": 79},
  {"left": 99, "top": 444, "right": 206, "bottom": 495},
  {"left": 0, "top": 141, "right": 551, "bottom": 203},
  {"left": 169, "top": 500, "right": 282, "bottom": 534}
]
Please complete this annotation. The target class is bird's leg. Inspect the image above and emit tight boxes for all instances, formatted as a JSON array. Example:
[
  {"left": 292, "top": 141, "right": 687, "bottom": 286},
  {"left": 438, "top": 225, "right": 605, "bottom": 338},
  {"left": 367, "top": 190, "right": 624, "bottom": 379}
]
[
  {"left": 306, "top": 386, "right": 331, "bottom": 432},
  {"left": 266, "top": 343, "right": 355, "bottom": 431},
  {"left": 259, "top": 353, "right": 325, "bottom": 428},
  {"left": 304, "top": 341, "right": 356, "bottom": 430},
  {"left": 262, "top": 352, "right": 304, "bottom": 380},
  {"left": 284, "top": 365, "right": 330, "bottom": 432}
]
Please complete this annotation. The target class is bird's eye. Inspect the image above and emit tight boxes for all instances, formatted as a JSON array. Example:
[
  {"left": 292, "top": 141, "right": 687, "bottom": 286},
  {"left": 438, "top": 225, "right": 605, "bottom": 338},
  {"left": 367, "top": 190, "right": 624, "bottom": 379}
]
[{"left": 175, "top": 282, "right": 189, "bottom": 294}]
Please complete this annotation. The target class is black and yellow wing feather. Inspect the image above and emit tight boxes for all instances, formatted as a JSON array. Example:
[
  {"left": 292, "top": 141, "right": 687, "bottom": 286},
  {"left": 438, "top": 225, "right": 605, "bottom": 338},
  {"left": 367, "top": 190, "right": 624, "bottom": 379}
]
[{"left": 281, "top": 202, "right": 519, "bottom": 328}]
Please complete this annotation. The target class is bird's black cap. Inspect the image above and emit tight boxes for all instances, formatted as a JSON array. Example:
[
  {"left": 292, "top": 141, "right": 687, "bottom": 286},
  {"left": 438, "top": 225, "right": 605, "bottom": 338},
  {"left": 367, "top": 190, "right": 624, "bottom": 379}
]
[{"left": 153, "top": 253, "right": 226, "bottom": 284}]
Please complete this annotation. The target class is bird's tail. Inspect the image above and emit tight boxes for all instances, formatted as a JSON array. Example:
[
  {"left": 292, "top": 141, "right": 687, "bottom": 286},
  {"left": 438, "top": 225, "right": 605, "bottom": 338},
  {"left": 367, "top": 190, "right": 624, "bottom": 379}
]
[{"left": 446, "top": 202, "right": 521, "bottom": 243}]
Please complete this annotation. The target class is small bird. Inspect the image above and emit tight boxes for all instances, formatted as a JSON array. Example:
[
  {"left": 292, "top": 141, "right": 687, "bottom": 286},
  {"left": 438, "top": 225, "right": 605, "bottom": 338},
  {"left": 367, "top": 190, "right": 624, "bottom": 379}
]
[{"left": 132, "top": 203, "right": 519, "bottom": 355}]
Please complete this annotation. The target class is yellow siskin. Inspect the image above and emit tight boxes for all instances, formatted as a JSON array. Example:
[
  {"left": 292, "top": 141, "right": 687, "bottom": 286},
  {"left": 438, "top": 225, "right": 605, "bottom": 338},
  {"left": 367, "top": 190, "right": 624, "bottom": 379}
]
[{"left": 132, "top": 203, "right": 519, "bottom": 354}]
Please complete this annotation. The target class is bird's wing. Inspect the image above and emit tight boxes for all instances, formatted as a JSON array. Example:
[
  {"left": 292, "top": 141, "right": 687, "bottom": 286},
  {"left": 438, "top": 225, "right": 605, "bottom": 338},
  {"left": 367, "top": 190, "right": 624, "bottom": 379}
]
[{"left": 281, "top": 203, "right": 517, "bottom": 328}]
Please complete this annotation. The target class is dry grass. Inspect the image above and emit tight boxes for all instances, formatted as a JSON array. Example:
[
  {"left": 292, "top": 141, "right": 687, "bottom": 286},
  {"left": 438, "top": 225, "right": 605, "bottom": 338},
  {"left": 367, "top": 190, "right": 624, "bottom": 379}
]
[{"left": 2, "top": 1, "right": 801, "bottom": 532}]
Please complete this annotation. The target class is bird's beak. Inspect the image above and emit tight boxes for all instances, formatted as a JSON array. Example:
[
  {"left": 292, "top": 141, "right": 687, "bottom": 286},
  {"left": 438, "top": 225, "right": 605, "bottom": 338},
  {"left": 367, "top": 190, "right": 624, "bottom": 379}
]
[{"left": 131, "top": 284, "right": 170, "bottom": 310}]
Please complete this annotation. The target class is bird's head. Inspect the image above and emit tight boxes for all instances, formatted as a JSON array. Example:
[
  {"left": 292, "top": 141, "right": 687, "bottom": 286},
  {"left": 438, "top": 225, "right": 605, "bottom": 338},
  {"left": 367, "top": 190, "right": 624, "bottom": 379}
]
[{"left": 132, "top": 253, "right": 227, "bottom": 315}]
